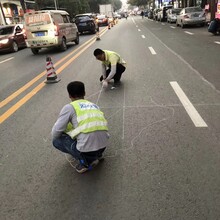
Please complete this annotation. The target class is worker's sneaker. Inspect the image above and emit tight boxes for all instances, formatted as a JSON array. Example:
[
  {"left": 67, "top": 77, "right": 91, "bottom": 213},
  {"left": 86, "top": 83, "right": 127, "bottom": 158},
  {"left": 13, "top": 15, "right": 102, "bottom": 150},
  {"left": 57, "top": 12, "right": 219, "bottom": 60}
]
[
  {"left": 90, "top": 159, "right": 99, "bottom": 168},
  {"left": 75, "top": 163, "right": 89, "bottom": 174},
  {"left": 98, "top": 156, "right": 104, "bottom": 161}
]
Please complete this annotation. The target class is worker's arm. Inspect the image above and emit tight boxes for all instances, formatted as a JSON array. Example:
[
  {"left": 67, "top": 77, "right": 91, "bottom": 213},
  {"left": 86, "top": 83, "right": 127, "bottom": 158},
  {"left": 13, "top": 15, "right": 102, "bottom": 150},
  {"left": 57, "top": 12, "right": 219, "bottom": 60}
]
[
  {"left": 102, "top": 63, "right": 107, "bottom": 79},
  {"left": 52, "top": 104, "right": 74, "bottom": 140},
  {"left": 106, "top": 65, "right": 117, "bottom": 81}
]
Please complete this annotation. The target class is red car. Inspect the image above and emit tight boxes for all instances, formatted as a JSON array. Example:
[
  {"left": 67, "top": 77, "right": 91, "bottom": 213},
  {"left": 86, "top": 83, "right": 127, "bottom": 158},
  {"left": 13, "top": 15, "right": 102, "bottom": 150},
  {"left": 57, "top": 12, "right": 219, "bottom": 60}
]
[
  {"left": 0, "top": 24, "right": 26, "bottom": 53},
  {"left": 97, "top": 15, "right": 109, "bottom": 26}
]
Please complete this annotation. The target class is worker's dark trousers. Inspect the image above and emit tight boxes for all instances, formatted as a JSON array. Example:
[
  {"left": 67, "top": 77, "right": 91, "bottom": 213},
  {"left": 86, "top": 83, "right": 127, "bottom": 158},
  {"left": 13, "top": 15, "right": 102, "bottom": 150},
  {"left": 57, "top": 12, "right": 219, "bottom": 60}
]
[
  {"left": 53, "top": 133, "right": 106, "bottom": 165},
  {"left": 100, "top": 63, "right": 126, "bottom": 83}
]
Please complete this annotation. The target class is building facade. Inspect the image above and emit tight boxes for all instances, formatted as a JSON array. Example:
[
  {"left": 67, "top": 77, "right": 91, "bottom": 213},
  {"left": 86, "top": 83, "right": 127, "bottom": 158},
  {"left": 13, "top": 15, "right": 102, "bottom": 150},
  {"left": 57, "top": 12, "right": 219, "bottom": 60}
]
[{"left": 0, "top": 0, "right": 35, "bottom": 25}]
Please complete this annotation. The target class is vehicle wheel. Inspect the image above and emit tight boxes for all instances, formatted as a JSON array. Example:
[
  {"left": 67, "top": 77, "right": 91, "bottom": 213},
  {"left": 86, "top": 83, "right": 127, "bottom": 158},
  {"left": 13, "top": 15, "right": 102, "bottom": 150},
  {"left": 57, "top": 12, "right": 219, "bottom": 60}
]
[
  {"left": 31, "top": 48, "right": 39, "bottom": 55},
  {"left": 11, "top": 41, "right": 18, "bottom": 52},
  {"left": 176, "top": 21, "right": 179, "bottom": 27},
  {"left": 91, "top": 28, "right": 96, "bottom": 34},
  {"left": 60, "top": 38, "right": 67, "bottom": 51},
  {"left": 74, "top": 33, "right": 79, "bottom": 45},
  {"left": 200, "top": 23, "right": 205, "bottom": 27}
]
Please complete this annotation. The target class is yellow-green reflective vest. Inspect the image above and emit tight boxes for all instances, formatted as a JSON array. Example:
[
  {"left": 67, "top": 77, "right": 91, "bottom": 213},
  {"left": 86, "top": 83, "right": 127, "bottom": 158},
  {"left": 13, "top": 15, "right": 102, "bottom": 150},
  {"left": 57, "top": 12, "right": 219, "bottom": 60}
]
[{"left": 66, "top": 99, "right": 108, "bottom": 138}]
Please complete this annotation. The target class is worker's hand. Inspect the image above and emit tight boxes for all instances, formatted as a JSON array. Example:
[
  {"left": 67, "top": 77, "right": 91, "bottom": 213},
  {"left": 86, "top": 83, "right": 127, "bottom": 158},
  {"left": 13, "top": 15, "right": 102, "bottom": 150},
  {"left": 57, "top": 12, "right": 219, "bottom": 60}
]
[{"left": 102, "top": 80, "right": 108, "bottom": 88}]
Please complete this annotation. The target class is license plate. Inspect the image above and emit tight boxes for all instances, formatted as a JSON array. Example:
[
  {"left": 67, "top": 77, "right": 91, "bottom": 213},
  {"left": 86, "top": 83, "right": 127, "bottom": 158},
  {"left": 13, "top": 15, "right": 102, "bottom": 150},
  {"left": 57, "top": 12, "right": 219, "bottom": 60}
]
[{"left": 35, "top": 32, "right": 45, "bottom": 36}]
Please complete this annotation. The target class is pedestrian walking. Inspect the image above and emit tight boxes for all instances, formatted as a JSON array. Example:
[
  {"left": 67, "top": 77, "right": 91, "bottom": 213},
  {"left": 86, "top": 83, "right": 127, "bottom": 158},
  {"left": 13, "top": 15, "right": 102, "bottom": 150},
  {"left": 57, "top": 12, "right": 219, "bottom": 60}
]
[
  {"left": 52, "top": 81, "right": 109, "bottom": 174},
  {"left": 93, "top": 48, "right": 126, "bottom": 88},
  {"left": 141, "top": 11, "right": 144, "bottom": 19},
  {"left": 95, "top": 16, "right": 100, "bottom": 40}
]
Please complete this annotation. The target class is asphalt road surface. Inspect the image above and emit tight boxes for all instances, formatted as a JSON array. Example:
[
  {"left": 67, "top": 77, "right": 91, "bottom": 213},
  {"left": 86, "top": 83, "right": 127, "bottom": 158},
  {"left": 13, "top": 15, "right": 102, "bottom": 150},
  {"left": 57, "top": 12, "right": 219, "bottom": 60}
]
[{"left": 1, "top": 16, "right": 220, "bottom": 220}]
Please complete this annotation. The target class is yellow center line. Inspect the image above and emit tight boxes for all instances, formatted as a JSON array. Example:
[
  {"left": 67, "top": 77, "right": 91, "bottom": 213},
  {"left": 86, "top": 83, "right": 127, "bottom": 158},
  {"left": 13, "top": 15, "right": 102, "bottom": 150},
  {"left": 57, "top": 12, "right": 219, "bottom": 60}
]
[
  {"left": 0, "top": 28, "right": 107, "bottom": 108},
  {"left": 0, "top": 28, "right": 108, "bottom": 124}
]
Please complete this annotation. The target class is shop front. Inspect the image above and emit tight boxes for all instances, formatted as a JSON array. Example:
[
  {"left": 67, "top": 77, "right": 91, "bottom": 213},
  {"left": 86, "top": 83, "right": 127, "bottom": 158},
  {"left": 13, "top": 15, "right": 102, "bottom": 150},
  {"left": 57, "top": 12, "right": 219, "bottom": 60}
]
[{"left": 0, "top": 0, "right": 25, "bottom": 25}]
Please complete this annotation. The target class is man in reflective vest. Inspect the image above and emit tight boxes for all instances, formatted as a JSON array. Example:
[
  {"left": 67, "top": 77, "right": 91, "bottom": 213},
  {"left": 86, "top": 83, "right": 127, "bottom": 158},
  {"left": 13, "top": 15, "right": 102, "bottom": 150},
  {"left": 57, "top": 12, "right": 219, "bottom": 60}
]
[
  {"left": 94, "top": 48, "right": 126, "bottom": 88},
  {"left": 52, "top": 81, "right": 109, "bottom": 173}
]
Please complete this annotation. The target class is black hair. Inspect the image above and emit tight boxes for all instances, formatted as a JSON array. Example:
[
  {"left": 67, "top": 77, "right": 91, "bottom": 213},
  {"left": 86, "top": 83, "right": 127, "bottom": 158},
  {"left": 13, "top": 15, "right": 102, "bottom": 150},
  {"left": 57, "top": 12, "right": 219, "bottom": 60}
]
[
  {"left": 67, "top": 81, "right": 85, "bottom": 98},
  {"left": 93, "top": 48, "right": 104, "bottom": 57}
]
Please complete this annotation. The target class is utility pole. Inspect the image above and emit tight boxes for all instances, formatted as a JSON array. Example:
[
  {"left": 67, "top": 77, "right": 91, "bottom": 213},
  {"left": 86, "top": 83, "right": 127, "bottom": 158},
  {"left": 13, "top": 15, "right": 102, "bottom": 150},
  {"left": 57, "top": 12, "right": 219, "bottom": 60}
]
[{"left": 54, "top": 0, "right": 58, "bottom": 10}]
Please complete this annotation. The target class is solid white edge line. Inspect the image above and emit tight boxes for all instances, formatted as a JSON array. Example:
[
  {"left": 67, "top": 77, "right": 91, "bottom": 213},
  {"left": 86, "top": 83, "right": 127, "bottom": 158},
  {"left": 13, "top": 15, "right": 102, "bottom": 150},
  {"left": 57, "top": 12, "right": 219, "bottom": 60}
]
[
  {"left": 148, "top": 47, "right": 156, "bottom": 55},
  {"left": 170, "top": 81, "right": 208, "bottom": 127},
  {"left": 0, "top": 57, "right": 14, "bottom": 64},
  {"left": 142, "top": 35, "right": 145, "bottom": 38}
]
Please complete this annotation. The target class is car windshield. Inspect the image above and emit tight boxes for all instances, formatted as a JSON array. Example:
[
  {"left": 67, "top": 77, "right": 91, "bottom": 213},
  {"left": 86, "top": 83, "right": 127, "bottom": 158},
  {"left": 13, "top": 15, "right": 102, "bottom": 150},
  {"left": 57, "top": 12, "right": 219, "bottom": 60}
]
[
  {"left": 0, "top": 26, "right": 14, "bottom": 35},
  {"left": 172, "top": 9, "right": 181, "bottom": 14},
  {"left": 75, "top": 16, "right": 90, "bottom": 22},
  {"left": 185, "top": 7, "right": 203, "bottom": 13}
]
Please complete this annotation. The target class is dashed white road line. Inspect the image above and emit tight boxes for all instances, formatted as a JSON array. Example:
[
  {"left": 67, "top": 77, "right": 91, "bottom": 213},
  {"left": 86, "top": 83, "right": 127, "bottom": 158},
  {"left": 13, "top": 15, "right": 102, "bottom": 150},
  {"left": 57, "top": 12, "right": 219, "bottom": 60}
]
[
  {"left": 138, "top": 29, "right": 141, "bottom": 31},
  {"left": 0, "top": 57, "right": 14, "bottom": 64},
  {"left": 184, "top": 31, "right": 194, "bottom": 35},
  {"left": 170, "top": 26, "right": 176, "bottom": 29},
  {"left": 148, "top": 47, "right": 157, "bottom": 55},
  {"left": 161, "top": 23, "right": 165, "bottom": 25},
  {"left": 170, "top": 81, "right": 208, "bottom": 127},
  {"left": 141, "top": 35, "right": 146, "bottom": 39},
  {"left": 214, "top": 41, "right": 220, "bottom": 45}
]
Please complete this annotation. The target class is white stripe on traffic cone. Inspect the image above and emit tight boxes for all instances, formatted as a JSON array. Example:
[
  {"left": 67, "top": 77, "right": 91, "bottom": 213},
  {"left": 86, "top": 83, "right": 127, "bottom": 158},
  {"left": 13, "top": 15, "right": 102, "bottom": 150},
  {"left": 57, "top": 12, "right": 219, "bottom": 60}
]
[{"left": 45, "top": 56, "right": 60, "bottom": 84}]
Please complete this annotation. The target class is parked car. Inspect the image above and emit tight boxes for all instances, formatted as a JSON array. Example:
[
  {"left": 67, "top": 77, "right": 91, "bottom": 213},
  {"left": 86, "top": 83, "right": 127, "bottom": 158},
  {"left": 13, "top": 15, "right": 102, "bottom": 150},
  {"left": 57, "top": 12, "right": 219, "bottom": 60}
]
[
  {"left": 24, "top": 10, "right": 79, "bottom": 55},
  {"left": 167, "top": 8, "right": 182, "bottom": 23},
  {"left": 97, "top": 14, "right": 109, "bottom": 26},
  {"left": 0, "top": 24, "right": 26, "bottom": 53},
  {"left": 75, "top": 13, "right": 97, "bottom": 34},
  {"left": 176, "top": 7, "right": 206, "bottom": 28},
  {"left": 157, "top": 5, "right": 173, "bottom": 22}
]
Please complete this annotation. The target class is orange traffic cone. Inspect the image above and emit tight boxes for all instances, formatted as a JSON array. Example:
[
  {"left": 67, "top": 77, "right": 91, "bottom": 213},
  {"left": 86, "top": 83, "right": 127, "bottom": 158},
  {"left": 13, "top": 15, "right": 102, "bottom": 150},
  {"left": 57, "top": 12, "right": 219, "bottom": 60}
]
[{"left": 45, "top": 56, "right": 60, "bottom": 84}]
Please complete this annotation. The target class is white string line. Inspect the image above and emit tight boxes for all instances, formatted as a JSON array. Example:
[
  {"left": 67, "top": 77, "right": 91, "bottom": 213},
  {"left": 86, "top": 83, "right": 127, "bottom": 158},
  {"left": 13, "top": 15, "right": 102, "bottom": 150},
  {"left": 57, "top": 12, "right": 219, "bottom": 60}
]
[{"left": 104, "top": 97, "right": 175, "bottom": 158}]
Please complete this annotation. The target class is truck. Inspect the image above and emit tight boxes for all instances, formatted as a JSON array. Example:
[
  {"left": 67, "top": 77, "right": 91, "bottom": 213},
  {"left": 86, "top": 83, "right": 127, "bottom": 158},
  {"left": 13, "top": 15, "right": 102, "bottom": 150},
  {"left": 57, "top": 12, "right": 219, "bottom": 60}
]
[{"left": 99, "top": 4, "right": 113, "bottom": 18}]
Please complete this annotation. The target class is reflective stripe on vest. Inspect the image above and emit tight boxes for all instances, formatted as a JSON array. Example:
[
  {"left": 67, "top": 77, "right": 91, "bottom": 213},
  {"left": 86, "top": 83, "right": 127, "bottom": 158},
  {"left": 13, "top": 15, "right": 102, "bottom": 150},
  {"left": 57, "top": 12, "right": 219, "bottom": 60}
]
[{"left": 66, "top": 100, "right": 108, "bottom": 138}]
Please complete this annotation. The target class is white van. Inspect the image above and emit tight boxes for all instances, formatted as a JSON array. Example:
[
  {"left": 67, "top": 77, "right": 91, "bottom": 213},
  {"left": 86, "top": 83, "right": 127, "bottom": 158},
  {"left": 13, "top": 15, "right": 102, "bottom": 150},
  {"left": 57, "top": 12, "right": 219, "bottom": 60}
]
[{"left": 24, "top": 10, "right": 79, "bottom": 54}]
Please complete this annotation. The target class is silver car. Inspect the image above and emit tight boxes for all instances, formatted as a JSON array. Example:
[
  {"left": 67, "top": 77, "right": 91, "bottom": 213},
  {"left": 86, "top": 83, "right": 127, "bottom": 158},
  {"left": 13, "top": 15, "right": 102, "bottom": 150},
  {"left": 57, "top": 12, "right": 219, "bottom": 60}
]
[
  {"left": 176, "top": 7, "right": 205, "bottom": 28},
  {"left": 167, "top": 8, "right": 182, "bottom": 23}
]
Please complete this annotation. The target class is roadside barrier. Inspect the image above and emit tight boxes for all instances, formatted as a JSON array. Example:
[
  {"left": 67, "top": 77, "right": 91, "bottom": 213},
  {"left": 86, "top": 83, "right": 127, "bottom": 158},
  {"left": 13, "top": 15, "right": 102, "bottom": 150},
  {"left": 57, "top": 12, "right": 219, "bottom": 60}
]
[{"left": 45, "top": 56, "right": 61, "bottom": 84}]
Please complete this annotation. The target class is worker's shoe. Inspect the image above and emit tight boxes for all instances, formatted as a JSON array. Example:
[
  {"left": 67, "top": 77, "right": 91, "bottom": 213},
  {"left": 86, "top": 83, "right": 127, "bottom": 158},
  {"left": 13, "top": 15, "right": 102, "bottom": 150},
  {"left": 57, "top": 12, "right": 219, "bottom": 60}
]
[
  {"left": 113, "top": 81, "right": 121, "bottom": 87},
  {"left": 98, "top": 155, "right": 104, "bottom": 161},
  {"left": 90, "top": 159, "right": 99, "bottom": 168},
  {"left": 75, "top": 163, "right": 89, "bottom": 174}
]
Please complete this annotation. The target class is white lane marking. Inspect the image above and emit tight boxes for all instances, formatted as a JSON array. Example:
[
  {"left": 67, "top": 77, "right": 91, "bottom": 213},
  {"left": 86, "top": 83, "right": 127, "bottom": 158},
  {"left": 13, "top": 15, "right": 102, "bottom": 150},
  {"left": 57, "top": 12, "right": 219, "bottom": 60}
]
[
  {"left": 0, "top": 57, "right": 14, "bottom": 64},
  {"left": 138, "top": 29, "right": 141, "bottom": 31},
  {"left": 214, "top": 41, "right": 220, "bottom": 45},
  {"left": 170, "top": 26, "right": 176, "bottom": 29},
  {"left": 147, "top": 26, "right": 219, "bottom": 94},
  {"left": 170, "top": 81, "right": 208, "bottom": 127},
  {"left": 184, "top": 31, "right": 194, "bottom": 35},
  {"left": 141, "top": 35, "right": 146, "bottom": 38},
  {"left": 161, "top": 23, "right": 165, "bottom": 25},
  {"left": 148, "top": 47, "right": 156, "bottom": 55}
]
